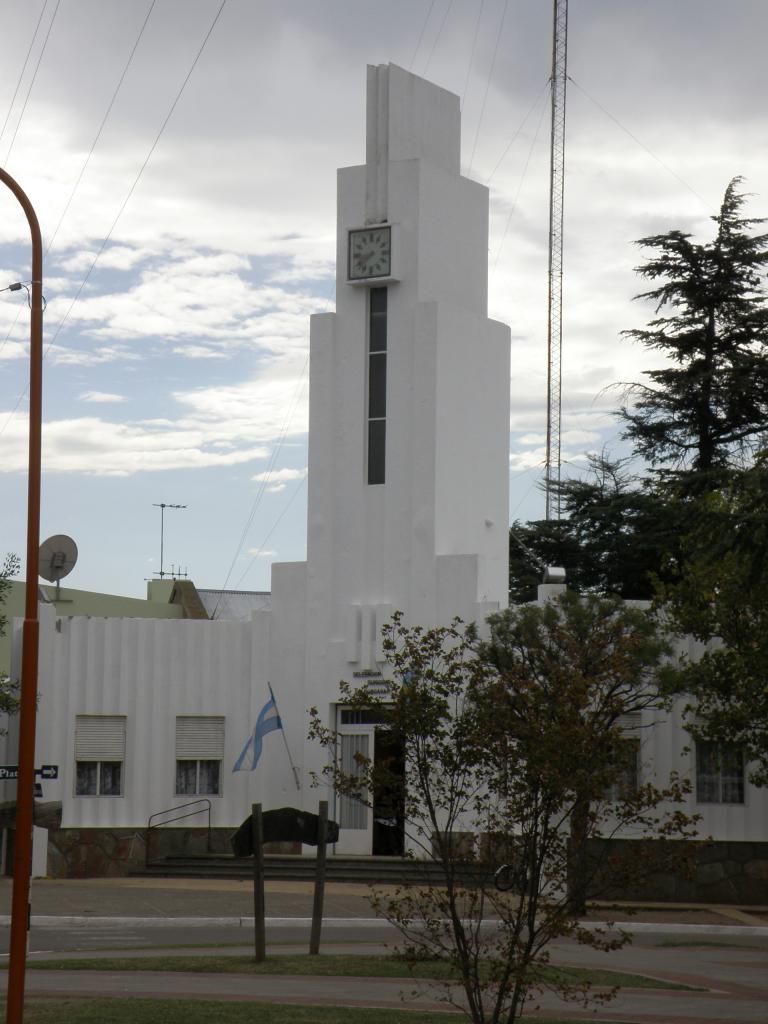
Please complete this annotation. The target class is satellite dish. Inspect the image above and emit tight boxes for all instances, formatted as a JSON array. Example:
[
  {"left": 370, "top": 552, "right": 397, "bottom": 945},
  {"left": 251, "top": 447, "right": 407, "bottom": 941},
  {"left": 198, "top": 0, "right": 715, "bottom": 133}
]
[{"left": 38, "top": 534, "right": 78, "bottom": 584}]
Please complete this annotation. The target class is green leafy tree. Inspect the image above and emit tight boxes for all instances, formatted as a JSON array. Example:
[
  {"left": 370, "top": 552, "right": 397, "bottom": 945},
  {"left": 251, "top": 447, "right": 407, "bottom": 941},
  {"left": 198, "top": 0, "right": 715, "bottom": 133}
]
[
  {"left": 621, "top": 177, "right": 768, "bottom": 473},
  {"left": 0, "top": 553, "right": 21, "bottom": 727},
  {"left": 310, "top": 602, "right": 695, "bottom": 1023},
  {"left": 509, "top": 455, "right": 680, "bottom": 603},
  {"left": 483, "top": 591, "right": 693, "bottom": 917},
  {"left": 657, "top": 459, "right": 768, "bottom": 786}
]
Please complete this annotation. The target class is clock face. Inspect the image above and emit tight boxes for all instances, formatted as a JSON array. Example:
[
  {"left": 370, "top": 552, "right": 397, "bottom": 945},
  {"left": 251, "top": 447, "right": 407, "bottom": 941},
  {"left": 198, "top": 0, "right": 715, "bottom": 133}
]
[{"left": 348, "top": 226, "right": 392, "bottom": 280}]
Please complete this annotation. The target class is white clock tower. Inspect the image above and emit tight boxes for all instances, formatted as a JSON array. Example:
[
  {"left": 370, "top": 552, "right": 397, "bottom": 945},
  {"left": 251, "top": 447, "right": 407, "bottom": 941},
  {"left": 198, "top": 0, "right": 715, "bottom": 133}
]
[{"left": 266, "top": 63, "right": 511, "bottom": 853}]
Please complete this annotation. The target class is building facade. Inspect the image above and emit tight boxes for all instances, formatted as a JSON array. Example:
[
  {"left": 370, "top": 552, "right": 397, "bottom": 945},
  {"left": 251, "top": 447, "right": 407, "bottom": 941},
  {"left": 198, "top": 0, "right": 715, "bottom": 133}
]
[
  {"left": 3, "top": 64, "right": 511, "bottom": 874},
  {"left": 4, "top": 66, "right": 766, "bottom": 900}
]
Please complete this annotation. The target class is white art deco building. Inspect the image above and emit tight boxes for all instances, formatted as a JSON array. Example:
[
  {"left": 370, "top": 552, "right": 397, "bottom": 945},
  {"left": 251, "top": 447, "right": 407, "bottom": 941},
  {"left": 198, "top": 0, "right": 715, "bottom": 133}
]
[
  {"left": 3, "top": 64, "right": 511, "bottom": 871},
  {"left": 5, "top": 66, "right": 766, "bottom": 895}
]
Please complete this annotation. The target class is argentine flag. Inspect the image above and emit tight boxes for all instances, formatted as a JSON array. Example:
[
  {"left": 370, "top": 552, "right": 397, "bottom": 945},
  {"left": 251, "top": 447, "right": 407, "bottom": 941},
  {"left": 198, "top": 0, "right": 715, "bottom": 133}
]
[{"left": 233, "top": 695, "right": 282, "bottom": 772}]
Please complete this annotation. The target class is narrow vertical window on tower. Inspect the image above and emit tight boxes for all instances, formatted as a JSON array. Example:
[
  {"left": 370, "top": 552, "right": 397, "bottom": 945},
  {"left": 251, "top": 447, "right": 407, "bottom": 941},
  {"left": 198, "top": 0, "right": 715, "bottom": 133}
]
[{"left": 367, "top": 287, "right": 387, "bottom": 484}]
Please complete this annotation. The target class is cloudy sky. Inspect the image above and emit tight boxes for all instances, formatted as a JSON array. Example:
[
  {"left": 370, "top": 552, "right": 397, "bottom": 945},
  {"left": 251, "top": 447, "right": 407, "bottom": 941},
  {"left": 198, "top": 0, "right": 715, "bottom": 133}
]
[{"left": 1, "top": 0, "right": 766, "bottom": 598}]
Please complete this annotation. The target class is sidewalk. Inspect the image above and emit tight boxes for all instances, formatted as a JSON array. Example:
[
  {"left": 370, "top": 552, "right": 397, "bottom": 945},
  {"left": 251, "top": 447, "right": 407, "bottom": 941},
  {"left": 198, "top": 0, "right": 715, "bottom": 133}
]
[{"left": 1, "top": 876, "right": 766, "bottom": 934}]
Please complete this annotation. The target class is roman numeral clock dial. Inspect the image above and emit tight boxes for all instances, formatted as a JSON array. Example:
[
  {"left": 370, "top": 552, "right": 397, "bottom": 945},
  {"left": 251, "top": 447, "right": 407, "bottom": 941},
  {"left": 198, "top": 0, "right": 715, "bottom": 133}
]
[{"left": 348, "top": 225, "right": 393, "bottom": 281}]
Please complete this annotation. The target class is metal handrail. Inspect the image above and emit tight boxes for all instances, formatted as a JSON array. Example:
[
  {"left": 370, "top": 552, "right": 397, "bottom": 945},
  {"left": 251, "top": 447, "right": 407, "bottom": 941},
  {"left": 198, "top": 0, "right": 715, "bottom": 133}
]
[{"left": 145, "top": 798, "right": 212, "bottom": 868}]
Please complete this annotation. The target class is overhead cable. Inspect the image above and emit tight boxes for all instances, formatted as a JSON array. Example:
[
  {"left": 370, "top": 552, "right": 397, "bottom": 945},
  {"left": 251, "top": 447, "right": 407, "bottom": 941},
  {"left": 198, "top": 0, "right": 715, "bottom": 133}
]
[
  {"left": 210, "top": 364, "right": 309, "bottom": 617},
  {"left": 486, "top": 78, "right": 549, "bottom": 185},
  {"left": 0, "top": 0, "right": 50, "bottom": 144},
  {"left": 45, "top": 0, "right": 158, "bottom": 255},
  {"left": 490, "top": 86, "right": 549, "bottom": 276},
  {"left": 3, "top": 0, "right": 62, "bottom": 166},
  {"left": 568, "top": 76, "right": 713, "bottom": 213},
  {"left": 233, "top": 476, "right": 307, "bottom": 591},
  {"left": 0, "top": 0, "right": 229, "bottom": 439},
  {"left": 467, "top": 0, "right": 510, "bottom": 176},
  {"left": 460, "top": 0, "right": 485, "bottom": 112},
  {"left": 0, "top": 1, "right": 157, "bottom": 366},
  {"left": 408, "top": 0, "right": 439, "bottom": 70},
  {"left": 423, "top": 0, "right": 455, "bottom": 77}
]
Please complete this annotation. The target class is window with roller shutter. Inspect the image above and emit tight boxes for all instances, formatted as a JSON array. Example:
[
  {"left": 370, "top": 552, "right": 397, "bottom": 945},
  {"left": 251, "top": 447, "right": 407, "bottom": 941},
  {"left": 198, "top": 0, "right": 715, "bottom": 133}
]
[
  {"left": 74, "top": 715, "right": 126, "bottom": 797},
  {"left": 175, "top": 716, "right": 225, "bottom": 796}
]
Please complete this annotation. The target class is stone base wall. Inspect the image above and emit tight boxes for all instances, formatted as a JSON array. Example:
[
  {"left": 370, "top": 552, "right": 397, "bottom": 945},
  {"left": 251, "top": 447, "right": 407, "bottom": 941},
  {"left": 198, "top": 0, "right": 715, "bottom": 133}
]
[
  {"left": 45, "top": 826, "right": 300, "bottom": 878},
  {"left": 585, "top": 838, "right": 768, "bottom": 905}
]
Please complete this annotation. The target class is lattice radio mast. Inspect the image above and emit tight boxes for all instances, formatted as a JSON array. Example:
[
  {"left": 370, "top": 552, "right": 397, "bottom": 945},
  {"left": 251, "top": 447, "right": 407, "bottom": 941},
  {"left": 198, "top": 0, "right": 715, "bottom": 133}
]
[{"left": 544, "top": 0, "right": 568, "bottom": 520}]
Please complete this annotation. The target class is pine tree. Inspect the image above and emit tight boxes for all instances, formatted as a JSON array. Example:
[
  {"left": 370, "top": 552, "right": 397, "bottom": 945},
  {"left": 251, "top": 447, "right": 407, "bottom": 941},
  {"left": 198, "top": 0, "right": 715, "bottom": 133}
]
[
  {"left": 621, "top": 178, "right": 768, "bottom": 472},
  {"left": 508, "top": 455, "right": 680, "bottom": 602}
]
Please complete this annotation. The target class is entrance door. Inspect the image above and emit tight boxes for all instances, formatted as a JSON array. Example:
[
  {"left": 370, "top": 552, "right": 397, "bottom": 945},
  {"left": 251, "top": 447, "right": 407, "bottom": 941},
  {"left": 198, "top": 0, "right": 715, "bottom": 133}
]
[
  {"left": 336, "top": 731, "right": 372, "bottom": 855},
  {"left": 334, "top": 706, "right": 406, "bottom": 856}
]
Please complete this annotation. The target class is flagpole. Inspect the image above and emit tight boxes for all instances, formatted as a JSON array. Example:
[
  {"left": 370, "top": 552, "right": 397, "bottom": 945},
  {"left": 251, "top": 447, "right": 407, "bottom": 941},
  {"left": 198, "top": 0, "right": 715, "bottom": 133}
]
[{"left": 268, "top": 681, "right": 301, "bottom": 791}]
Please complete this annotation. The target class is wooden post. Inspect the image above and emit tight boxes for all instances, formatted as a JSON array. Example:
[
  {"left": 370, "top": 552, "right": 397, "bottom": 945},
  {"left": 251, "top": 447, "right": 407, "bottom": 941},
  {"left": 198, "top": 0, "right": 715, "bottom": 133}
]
[
  {"left": 251, "top": 803, "right": 266, "bottom": 962},
  {"left": 309, "top": 799, "right": 328, "bottom": 955}
]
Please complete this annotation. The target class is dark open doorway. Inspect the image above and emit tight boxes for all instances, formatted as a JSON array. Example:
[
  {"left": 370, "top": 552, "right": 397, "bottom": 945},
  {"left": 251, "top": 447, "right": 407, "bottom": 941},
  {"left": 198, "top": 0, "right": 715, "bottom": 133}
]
[{"left": 372, "top": 727, "right": 405, "bottom": 856}]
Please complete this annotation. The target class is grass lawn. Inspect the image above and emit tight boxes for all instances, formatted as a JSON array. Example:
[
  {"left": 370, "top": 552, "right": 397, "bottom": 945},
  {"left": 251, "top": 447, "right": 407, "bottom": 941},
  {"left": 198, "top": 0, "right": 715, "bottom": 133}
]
[
  {"left": 23, "top": 998, "right": 624, "bottom": 1024},
  {"left": 24, "top": 953, "right": 694, "bottom": 990}
]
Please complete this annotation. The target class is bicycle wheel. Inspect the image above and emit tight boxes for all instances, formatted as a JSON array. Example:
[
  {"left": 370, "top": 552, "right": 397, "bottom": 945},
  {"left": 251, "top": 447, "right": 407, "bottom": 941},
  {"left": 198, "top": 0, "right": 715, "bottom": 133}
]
[{"left": 494, "top": 864, "right": 514, "bottom": 891}]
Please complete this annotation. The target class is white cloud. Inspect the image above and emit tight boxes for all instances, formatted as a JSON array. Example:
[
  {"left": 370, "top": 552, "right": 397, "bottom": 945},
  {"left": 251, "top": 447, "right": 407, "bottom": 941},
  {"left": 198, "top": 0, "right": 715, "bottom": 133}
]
[
  {"left": 0, "top": 340, "right": 27, "bottom": 361},
  {"left": 1, "top": 350, "right": 307, "bottom": 476},
  {"left": 175, "top": 362, "right": 310, "bottom": 446},
  {"left": 560, "top": 429, "right": 601, "bottom": 445},
  {"left": 41, "top": 249, "right": 333, "bottom": 365},
  {"left": 0, "top": 410, "right": 271, "bottom": 476},
  {"left": 251, "top": 467, "right": 307, "bottom": 484},
  {"left": 246, "top": 548, "right": 276, "bottom": 559},
  {"left": 49, "top": 344, "right": 142, "bottom": 366},
  {"left": 172, "top": 345, "right": 227, "bottom": 359},
  {"left": 251, "top": 467, "right": 308, "bottom": 493},
  {"left": 58, "top": 246, "right": 158, "bottom": 273},
  {"left": 510, "top": 447, "right": 546, "bottom": 471},
  {"left": 79, "top": 390, "right": 125, "bottom": 403}
]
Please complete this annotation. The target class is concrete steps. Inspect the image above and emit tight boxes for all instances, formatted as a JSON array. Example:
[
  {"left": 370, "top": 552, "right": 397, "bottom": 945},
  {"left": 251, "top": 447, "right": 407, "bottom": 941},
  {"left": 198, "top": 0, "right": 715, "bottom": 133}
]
[{"left": 137, "top": 853, "right": 485, "bottom": 885}]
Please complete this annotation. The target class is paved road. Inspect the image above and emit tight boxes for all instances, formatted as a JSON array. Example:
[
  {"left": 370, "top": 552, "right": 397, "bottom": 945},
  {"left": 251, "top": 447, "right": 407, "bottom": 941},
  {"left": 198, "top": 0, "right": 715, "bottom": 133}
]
[
  {"left": 1, "top": 878, "right": 766, "bottom": 1020},
  {"left": 1, "top": 940, "right": 766, "bottom": 1023},
  {"left": 4, "top": 923, "right": 767, "bottom": 1023}
]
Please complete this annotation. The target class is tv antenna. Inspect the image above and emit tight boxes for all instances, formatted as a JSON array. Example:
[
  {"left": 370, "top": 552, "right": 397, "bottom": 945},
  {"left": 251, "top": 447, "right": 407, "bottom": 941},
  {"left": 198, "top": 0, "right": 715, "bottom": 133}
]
[
  {"left": 153, "top": 503, "right": 187, "bottom": 579},
  {"left": 38, "top": 534, "right": 78, "bottom": 600}
]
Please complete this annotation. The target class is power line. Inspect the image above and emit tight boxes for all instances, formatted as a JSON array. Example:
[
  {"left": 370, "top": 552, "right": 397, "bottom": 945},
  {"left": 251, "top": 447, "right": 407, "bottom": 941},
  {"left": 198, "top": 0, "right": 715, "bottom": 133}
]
[
  {"left": 3, "top": 0, "right": 62, "bottom": 166},
  {"left": 45, "top": 0, "right": 159, "bottom": 256},
  {"left": 0, "top": 0, "right": 229, "bottom": 439},
  {"left": 408, "top": 0, "right": 439, "bottom": 70},
  {"left": 567, "top": 75, "right": 713, "bottom": 213},
  {"left": 423, "top": 0, "right": 455, "bottom": 77},
  {"left": 43, "top": 0, "right": 228, "bottom": 354},
  {"left": 460, "top": 0, "right": 485, "bottom": 112},
  {"left": 0, "top": 0, "right": 157, "bottom": 366},
  {"left": 0, "top": 0, "right": 49, "bottom": 144},
  {"left": 233, "top": 476, "right": 307, "bottom": 592},
  {"left": 467, "top": 0, "right": 510, "bottom": 176},
  {"left": 486, "top": 78, "right": 549, "bottom": 184},
  {"left": 210, "top": 364, "right": 309, "bottom": 617},
  {"left": 490, "top": 87, "right": 549, "bottom": 276}
]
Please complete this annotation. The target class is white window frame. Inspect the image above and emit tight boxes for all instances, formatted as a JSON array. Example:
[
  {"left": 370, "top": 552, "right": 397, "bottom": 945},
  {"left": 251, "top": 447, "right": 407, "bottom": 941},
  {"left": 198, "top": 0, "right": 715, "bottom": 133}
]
[
  {"left": 603, "top": 713, "right": 642, "bottom": 803},
  {"left": 74, "top": 715, "right": 126, "bottom": 798},
  {"left": 175, "top": 716, "right": 225, "bottom": 797},
  {"left": 695, "top": 739, "right": 745, "bottom": 804}
]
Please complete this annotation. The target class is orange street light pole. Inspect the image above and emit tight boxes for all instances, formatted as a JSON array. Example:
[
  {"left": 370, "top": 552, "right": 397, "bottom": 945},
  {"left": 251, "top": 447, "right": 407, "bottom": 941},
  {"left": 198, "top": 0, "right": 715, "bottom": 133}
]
[{"left": 0, "top": 167, "right": 43, "bottom": 1024}]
